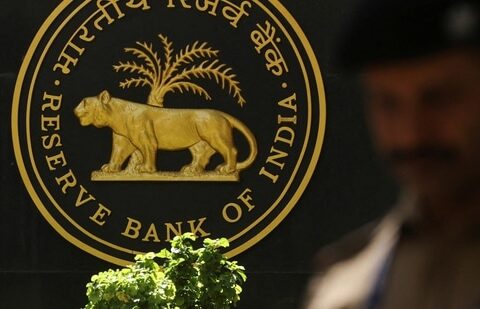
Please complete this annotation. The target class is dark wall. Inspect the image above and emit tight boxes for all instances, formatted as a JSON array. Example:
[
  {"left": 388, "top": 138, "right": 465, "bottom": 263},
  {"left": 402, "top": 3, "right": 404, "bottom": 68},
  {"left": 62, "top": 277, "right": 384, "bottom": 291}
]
[{"left": 0, "top": 1, "right": 397, "bottom": 308}]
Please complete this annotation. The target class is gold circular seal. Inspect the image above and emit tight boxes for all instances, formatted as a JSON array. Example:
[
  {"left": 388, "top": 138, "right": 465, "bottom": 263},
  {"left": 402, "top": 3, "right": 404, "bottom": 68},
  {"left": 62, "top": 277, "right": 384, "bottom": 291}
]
[{"left": 12, "top": 0, "right": 326, "bottom": 265}]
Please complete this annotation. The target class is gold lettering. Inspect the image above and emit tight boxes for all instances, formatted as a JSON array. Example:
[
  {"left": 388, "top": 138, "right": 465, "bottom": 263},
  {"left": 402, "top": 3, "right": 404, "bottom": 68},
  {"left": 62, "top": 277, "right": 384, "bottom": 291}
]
[
  {"left": 221, "top": 0, "right": 251, "bottom": 28},
  {"left": 67, "top": 41, "right": 85, "bottom": 55},
  {"left": 53, "top": 48, "right": 80, "bottom": 74},
  {"left": 122, "top": 217, "right": 142, "bottom": 239},
  {"left": 277, "top": 114, "right": 297, "bottom": 125},
  {"left": 223, "top": 203, "right": 242, "bottom": 223},
  {"left": 167, "top": 0, "right": 192, "bottom": 8},
  {"left": 258, "top": 147, "right": 289, "bottom": 183},
  {"left": 41, "top": 92, "right": 62, "bottom": 111},
  {"left": 89, "top": 203, "right": 112, "bottom": 226},
  {"left": 274, "top": 126, "right": 295, "bottom": 147},
  {"left": 237, "top": 188, "right": 255, "bottom": 211},
  {"left": 196, "top": 0, "right": 220, "bottom": 15},
  {"left": 121, "top": 218, "right": 211, "bottom": 241},
  {"left": 41, "top": 115, "right": 61, "bottom": 131},
  {"left": 222, "top": 188, "right": 255, "bottom": 223},
  {"left": 188, "top": 217, "right": 210, "bottom": 237},
  {"left": 251, "top": 21, "right": 288, "bottom": 76},
  {"left": 78, "top": 25, "right": 95, "bottom": 42},
  {"left": 94, "top": 0, "right": 125, "bottom": 31},
  {"left": 41, "top": 134, "right": 62, "bottom": 150},
  {"left": 277, "top": 92, "right": 297, "bottom": 112},
  {"left": 264, "top": 48, "right": 288, "bottom": 76},
  {"left": 45, "top": 151, "right": 67, "bottom": 171},
  {"left": 165, "top": 222, "right": 183, "bottom": 241},
  {"left": 126, "top": 0, "right": 151, "bottom": 10},
  {"left": 251, "top": 20, "right": 275, "bottom": 53},
  {"left": 142, "top": 223, "right": 161, "bottom": 242},
  {"left": 75, "top": 185, "right": 96, "bottom": 207},
  {"left": 55, "top": 169, "right": 77, "bottom": 194},
  {"left": 259, "top": 166, "right": 279, "bottom": 183},
  {"left": 266, "top": 146, "right": 288, "bottom": 169}
]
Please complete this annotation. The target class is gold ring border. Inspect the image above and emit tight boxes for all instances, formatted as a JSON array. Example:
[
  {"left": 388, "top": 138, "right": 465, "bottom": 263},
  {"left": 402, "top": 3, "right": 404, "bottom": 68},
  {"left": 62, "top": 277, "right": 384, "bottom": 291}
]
[
  {"left": 23, "top": 0, "right": 143, "bottom": 256},
  {"left": 226, "top": 0, "right": 326, "bottom": 257},
  {"left": 12, "top": 0, "right": 132, "bottom": 265},
  {"left": 227, "top": 0, "right": 312, "bottom": 244},
  {"left": 11, "top": 0, "right": 327, "bottom": 265}
]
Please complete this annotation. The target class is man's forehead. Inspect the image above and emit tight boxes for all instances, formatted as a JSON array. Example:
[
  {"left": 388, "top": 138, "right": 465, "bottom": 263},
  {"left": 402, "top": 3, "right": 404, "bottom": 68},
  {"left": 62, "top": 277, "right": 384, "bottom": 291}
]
[{"left": 363, "top": 50, "right": 480, "bottom": 88}]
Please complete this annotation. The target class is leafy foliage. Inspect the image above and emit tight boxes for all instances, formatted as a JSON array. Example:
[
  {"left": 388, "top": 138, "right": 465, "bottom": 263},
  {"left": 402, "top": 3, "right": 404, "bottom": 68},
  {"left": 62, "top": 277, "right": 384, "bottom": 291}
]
[
  {"left": 84, "top": 252, "right": 175, "bottom": 309},
  {"left": 84, "top": 234, "right": 246, "bottom": 309}
]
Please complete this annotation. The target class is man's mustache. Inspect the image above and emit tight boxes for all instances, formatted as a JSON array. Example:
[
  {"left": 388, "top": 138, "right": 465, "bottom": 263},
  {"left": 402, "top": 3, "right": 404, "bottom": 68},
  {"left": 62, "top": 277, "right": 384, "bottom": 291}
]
[{"left": 386, "top": 146, "right": 457, "bottom": 165}]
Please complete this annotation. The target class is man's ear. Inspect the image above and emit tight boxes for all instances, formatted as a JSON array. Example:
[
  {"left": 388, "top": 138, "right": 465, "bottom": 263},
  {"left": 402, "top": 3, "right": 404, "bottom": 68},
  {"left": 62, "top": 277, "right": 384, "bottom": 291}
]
[{"left": 99, "top": 90, "right": 111, "bottom": 105}]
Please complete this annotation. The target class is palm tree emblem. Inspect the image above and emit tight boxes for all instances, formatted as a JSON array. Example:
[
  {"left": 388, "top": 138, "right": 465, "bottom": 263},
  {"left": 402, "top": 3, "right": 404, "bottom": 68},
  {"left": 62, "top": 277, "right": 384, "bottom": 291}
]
[{"left": 113, "top": 34, "right": 246, "bottom": 107}]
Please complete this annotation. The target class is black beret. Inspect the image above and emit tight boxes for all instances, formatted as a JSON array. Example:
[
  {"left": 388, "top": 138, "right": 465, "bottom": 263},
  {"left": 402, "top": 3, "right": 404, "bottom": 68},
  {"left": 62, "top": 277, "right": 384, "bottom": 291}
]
[{"left": 336, "top": 0, "right": 480, "bottom": 69}]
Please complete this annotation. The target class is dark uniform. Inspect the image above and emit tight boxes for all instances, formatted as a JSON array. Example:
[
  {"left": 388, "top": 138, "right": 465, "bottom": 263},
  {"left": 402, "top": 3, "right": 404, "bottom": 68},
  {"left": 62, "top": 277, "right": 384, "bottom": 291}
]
[
  {"left": 305, "top": 0, "right": 480, "bottom": 308},
  {"left": 305, "top": 194, "right": 480, "bottom": 308}
]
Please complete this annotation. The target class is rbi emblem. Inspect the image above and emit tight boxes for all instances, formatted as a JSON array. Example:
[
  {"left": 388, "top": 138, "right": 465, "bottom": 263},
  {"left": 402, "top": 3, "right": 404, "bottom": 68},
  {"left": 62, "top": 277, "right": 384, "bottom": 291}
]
[{"left": 12, "top": 0, "right": 326, "bottom": 265}]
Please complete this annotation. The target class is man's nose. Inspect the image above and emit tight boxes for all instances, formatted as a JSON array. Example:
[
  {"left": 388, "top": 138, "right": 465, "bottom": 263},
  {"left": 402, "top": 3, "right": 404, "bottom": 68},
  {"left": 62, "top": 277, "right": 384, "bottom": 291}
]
[{"left": 395, "top": 104, "right": 432, "bottom": 148}]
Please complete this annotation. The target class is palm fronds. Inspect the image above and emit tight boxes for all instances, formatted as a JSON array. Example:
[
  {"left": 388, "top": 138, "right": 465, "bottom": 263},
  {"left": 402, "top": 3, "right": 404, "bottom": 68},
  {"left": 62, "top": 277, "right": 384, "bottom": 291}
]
[
  {"left": 168, "top": 82, "right": 212, "bottom": 101},
  {"left": 113, "top": 61, "right": 155, "bottom": 86},
  {"left": 113, "top": 34, "right": 246, "bottom": 107},
  {"left": 119, "top": 77, "right": 152, "bottom": 89},
  {"left": 115, "top": 42, "right": 162, "bottom": 89},
  {"left": 165, "top": 60, "right": 245, "bottom": 106},
  {"left": 162, "top": 41, "right": 219, "bottom": 83}
]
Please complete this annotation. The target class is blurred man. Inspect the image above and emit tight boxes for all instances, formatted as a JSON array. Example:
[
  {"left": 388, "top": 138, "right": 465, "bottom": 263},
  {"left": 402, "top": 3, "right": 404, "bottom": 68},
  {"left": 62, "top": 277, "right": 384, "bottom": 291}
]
[{"left": 305, "top": 0, "right": 480, "bottom": 308}]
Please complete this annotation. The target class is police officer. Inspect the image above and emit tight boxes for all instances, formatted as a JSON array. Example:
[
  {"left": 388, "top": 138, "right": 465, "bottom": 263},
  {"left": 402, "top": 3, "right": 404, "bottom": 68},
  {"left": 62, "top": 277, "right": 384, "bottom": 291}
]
[{"left": 305, "top": 0, "right": 480, "bottom": 308}]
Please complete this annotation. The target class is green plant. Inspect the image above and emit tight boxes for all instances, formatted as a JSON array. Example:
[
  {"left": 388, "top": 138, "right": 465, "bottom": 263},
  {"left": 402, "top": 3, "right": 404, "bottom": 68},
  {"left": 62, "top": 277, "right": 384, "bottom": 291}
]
[{"left": 84, "top": 234, "right": 246, "bottom": 309}]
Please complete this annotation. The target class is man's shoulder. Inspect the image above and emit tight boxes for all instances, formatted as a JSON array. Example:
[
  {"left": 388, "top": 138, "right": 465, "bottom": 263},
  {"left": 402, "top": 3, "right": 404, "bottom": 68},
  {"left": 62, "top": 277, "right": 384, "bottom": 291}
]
[
  {"left": 304, "top": 213, "right": 401, "bottom": 309},
  {"left": 312, "top": 221, "right": 379, "bottom": 271},
  {"left": 313, "top": 199, "right": 413, "bottom": 271}
]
